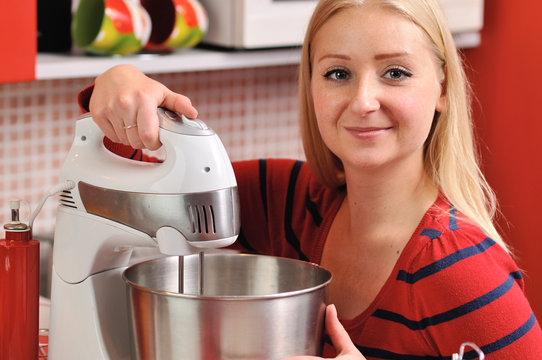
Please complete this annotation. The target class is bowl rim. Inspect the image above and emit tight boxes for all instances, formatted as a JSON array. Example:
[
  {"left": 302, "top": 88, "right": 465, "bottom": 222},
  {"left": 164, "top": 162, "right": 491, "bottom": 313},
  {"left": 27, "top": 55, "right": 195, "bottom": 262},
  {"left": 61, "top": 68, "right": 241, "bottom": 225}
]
[{"left": 122, "top": 253, "right": 332, "bottom": 300}]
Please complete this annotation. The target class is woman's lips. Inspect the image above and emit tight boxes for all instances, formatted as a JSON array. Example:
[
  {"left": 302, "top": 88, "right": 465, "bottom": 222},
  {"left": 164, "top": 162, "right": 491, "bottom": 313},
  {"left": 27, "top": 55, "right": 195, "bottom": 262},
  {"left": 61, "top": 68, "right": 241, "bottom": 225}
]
[{"left": 344, "top": 126, "right": 392, "bottom": 139}]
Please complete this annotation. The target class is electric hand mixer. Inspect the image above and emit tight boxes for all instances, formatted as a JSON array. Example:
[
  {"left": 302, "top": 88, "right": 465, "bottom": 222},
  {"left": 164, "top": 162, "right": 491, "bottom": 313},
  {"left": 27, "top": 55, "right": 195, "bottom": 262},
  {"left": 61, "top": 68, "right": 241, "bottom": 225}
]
[{"left": 48, "top": 109, "right": 240, "bottom": 359}]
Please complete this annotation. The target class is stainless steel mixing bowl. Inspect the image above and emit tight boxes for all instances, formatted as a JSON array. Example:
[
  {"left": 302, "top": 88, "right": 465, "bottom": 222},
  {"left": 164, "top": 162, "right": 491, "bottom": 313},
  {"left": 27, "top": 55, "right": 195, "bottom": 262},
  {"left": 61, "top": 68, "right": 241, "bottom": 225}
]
[{"left": 123, "top": 253, "right": 332, "bottom": 360}]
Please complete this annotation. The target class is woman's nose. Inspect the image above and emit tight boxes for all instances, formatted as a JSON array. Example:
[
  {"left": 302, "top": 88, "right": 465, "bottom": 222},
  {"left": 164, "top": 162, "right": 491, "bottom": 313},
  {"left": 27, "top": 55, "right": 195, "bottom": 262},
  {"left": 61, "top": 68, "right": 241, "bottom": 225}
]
[{"left": 350, "top": 77, "right": 380, "bottom": 116}]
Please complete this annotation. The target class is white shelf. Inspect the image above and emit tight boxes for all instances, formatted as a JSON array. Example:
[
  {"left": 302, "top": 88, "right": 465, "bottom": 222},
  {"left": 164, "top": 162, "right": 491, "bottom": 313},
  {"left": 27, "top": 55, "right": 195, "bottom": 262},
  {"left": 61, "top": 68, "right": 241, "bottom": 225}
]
[{"left": 36, "top": 47, "right": 302, "bottom": 80}]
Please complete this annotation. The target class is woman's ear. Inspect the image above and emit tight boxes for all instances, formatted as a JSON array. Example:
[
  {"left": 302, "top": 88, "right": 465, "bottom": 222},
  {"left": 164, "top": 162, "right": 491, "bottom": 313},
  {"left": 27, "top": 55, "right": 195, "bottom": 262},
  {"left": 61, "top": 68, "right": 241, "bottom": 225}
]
[
  {"left": 436, "top": 92, "right": 446, "bottom": 113},
  {"left": 436, "top": 66, "right": 446, "bottom": 113}
]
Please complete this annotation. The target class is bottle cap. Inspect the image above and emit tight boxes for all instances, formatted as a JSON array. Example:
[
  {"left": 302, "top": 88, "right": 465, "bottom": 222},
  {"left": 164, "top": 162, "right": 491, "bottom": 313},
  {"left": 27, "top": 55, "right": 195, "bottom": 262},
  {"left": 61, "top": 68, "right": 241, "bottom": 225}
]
[{"left": 4, "top": 198, "right": 30, "bottom": 232}]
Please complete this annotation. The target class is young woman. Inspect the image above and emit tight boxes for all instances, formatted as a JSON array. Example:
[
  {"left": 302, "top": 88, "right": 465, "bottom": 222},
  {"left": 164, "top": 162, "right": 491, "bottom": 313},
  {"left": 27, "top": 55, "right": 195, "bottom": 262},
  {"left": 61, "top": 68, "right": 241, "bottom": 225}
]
[{"left": 80, "top": 0, "right": 542, "bottom": 358}]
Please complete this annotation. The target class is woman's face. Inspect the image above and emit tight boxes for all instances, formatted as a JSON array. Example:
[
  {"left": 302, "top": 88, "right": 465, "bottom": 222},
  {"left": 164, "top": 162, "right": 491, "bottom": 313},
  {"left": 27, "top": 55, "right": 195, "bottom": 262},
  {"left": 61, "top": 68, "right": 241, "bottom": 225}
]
[{"left": 310, "top": 5, "right": 445, "bottom": 174}]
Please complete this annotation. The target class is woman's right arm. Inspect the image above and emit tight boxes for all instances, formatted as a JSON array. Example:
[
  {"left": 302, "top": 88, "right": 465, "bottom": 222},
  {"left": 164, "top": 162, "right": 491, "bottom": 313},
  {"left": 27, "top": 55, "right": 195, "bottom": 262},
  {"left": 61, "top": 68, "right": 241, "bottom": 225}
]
[{"left": 87, "top": 64, "right": 198, "bottom": 150}]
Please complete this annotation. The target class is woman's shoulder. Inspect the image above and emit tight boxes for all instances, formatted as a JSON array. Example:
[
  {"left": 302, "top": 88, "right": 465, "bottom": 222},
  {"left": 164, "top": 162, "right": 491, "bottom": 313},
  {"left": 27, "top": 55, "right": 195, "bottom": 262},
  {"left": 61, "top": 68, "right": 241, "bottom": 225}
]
[
  {"left": 390, "top": 198, "right": 541, "bottom": 358},
  {"left": 394, "top": 196, "right": 526, "bottom": 327},
  {"left": 402, "top": 197, "right": 519, "bottom": 282}
]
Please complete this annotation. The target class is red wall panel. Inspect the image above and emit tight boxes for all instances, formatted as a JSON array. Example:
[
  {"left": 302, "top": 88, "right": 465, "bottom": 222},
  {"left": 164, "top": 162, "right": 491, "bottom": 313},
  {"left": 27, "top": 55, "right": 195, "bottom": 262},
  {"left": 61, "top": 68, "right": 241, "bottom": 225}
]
[
  {"left": 463, "top": 1, "right": 542, "bottom": 318},
  {"left": 0, "top": 0, "right": 36, "bottom": 83}
]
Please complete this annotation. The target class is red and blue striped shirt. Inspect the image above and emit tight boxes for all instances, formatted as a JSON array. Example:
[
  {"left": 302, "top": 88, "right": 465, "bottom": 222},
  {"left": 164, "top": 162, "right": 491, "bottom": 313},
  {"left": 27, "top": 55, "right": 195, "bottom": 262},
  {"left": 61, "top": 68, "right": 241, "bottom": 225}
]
[{"left": 231, "top": 158, "right": 542, "bottom": 359}]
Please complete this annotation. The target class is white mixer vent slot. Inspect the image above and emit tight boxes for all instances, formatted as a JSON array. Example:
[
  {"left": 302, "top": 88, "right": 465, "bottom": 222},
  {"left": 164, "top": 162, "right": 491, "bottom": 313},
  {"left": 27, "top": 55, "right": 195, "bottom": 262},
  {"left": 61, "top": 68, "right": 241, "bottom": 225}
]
[
  {"left": 188, "top": 204, "right": 216, "bottom": 234},
  {"left": 59, "top": 190, "right": 77, "bottom": 209}
]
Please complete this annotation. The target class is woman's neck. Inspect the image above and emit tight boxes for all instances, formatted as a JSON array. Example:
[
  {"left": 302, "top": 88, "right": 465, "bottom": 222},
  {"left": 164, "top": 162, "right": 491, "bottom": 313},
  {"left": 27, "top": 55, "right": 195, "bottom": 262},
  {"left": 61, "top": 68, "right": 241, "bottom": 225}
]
[{"left": 342, "top": 156, "right": 439, "bottom": 244}]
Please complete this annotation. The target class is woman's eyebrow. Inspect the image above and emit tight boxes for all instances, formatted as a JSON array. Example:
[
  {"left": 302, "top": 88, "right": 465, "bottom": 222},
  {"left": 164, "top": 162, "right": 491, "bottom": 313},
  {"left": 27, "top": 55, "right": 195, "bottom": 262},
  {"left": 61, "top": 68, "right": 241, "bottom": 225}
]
[
  {"left": 315, "top": 53, "right": 351, "bottom": 63},
  {"left": 315, "top": 51, "right": 412, "bottom": 63},
  {"left": 374, "top": 51, "right": 411, "bottom": 60}
]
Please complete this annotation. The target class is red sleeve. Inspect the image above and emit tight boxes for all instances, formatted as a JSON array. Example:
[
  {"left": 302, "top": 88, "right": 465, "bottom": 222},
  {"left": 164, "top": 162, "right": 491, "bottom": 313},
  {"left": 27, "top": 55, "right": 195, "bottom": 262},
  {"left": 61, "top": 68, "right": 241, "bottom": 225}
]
[
  {"left": 78, "top": 84, "right": 94, "bottom": 113},
  {"left": 228, "top": 159, "right": 272, "bottom": 254},
  {"left": 230, "top": 159, "right": 309, "bottom": 257},
  {"left": 230, "top": 158, "right": 341, "bottom": 264},
  {"left": 229, "top": 158, "right": 302, "bottom": 256}
]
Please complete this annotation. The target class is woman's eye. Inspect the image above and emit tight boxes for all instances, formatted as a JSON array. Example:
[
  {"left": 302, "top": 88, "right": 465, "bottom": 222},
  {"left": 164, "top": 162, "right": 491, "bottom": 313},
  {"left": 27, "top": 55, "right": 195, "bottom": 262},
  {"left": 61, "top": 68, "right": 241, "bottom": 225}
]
[
  {"left": 323, "top": 69, "right": 350, "bottom": 81},
  {"left": 384, "top": 67, "right": 413, "bottom": 81}
]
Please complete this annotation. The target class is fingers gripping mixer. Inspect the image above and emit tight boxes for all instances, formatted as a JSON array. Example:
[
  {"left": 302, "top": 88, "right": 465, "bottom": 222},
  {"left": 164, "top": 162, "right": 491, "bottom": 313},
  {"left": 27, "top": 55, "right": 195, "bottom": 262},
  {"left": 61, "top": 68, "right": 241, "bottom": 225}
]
[{"left": 48, "top": 109, "right": 240, "bottom": 359}]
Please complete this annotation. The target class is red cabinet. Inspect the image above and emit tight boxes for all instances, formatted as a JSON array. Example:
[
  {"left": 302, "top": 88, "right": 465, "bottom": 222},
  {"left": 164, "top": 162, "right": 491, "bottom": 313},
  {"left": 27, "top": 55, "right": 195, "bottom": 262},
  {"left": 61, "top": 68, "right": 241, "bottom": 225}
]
[{"left": 0, "top": 0, "right": 36, "bottom": 83}]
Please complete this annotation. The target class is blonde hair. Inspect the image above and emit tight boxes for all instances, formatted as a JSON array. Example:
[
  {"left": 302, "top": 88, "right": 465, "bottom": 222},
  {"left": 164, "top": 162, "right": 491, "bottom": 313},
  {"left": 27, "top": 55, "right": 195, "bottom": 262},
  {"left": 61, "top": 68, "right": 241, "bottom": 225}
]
[{"left": 298, "top": 0, "right": 508, "bottom": 251}]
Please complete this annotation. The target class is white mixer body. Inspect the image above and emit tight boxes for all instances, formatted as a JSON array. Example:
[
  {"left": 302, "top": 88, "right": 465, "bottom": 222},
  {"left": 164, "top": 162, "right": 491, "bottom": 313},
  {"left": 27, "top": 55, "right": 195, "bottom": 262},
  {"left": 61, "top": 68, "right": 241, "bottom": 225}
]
[{"left": 48, "top": 110, "right": 240, "bottom": 359}]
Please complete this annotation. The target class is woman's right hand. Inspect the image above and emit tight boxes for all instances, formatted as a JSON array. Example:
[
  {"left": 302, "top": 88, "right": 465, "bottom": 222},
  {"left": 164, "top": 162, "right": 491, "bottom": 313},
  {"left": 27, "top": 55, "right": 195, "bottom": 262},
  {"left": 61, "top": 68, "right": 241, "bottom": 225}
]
[
  {"left": 282, "top": 305, "right": 367, "bottom": 360},
  {"left": 89, "top": 64, "right": 198, "bottom": 150}
]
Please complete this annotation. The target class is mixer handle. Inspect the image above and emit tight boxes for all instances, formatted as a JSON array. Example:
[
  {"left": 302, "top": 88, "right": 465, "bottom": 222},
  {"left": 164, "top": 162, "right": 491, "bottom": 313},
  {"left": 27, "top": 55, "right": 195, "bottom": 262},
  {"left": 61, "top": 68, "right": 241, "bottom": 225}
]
[{"left": 70, "top": 108, "right": 236, "bottom": 194}]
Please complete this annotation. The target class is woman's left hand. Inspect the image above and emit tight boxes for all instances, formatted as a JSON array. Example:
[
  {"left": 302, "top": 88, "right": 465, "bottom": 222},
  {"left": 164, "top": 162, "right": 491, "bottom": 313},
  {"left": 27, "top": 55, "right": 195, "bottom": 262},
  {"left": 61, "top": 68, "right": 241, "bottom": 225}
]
[{"left": 282, "top": 304, "right": 367, "bottom": 360}]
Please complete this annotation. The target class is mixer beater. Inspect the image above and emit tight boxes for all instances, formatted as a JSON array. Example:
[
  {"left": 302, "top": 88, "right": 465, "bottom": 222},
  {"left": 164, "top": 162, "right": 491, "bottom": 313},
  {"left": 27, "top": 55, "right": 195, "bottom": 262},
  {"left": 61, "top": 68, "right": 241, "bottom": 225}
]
[{"left": 178, "top": 251, "right": 205, "bottom": 295}]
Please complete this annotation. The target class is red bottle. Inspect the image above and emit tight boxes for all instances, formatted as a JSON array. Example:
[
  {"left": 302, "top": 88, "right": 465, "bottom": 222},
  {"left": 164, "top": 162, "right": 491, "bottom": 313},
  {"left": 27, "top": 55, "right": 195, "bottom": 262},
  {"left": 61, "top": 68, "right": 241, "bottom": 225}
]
[{"left": 0, "top": 199, "right": 39, "bottom": 359}]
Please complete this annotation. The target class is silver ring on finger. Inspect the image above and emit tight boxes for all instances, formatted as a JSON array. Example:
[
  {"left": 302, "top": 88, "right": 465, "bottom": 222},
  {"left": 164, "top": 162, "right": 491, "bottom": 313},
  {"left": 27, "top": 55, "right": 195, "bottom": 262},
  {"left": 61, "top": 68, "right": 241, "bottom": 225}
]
[{"left": 124, "top": 124, "right": 137, "bottom": 129}]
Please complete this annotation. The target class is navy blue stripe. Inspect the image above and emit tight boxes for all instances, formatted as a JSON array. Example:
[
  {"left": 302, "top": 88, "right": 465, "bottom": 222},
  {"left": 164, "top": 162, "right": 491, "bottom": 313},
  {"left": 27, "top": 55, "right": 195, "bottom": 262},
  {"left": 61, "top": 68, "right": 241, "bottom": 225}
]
[
  {"left": 236, "top": 228, "right": 258, "bottom": 254},
  {"left": 129, "top": 149, "right": 139, "bottom": 160},
  {"left": 480, "top": 311, "right": 536, "bottom": 356},
  {"left": 346, "top": 313, "right": 534, "bottom": 359},
  {"left": 420, "top": 228, "right": 442, "bottom": 240},
  {"left": 330, "top": 312, "right": 536, "bottom": 360},
  {"left": 449, "top": 205, "right": 459, "bottom": 231},
  {"left": 326, "top": 331, "right": 442, "bottom": 360},
  {"left": 356, "top": 346, "right": 441, "bottom": 360},
  {"left": 373, "top": 271, "right": 523, "bottom": 330},
  {"left": 457, "top": 348, "right": 483, "bottom": 360},
  {"left": 284, "top": 161, "right": 309, "bottom": 261},
  {"left": 258, "top": 159, "right": 268, "bottom": 221},
  {"left": 305, "top": 192, "right": 323, "bottom": 227},
  {"left": 397, "top": 237, "right": 496, "bottom": 284}
]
